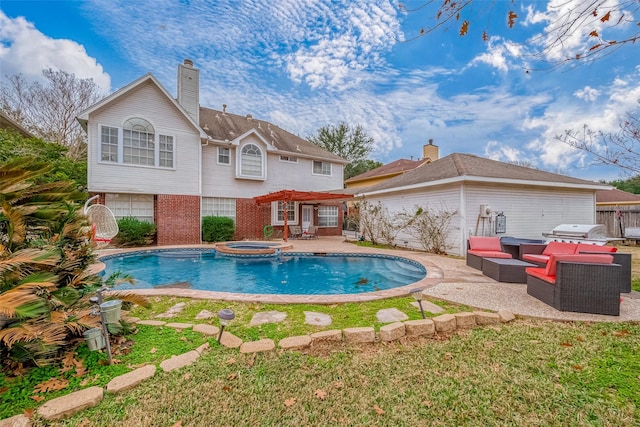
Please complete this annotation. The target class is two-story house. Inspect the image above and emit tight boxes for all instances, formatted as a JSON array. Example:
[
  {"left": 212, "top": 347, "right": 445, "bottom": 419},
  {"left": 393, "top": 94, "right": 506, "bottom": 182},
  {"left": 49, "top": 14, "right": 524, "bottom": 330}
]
[{"left": 77, "top": 60, "right": 348, "bottom": 245}]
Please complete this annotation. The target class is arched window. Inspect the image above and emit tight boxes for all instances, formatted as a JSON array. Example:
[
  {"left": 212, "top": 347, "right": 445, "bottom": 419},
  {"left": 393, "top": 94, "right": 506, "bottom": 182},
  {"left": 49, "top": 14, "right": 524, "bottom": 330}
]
[
  {"left": 123, "top": 118, "right": 155, "bottom": 166},
  {"left": 240, "top": 143, "right": 263, "bottom": 177}
]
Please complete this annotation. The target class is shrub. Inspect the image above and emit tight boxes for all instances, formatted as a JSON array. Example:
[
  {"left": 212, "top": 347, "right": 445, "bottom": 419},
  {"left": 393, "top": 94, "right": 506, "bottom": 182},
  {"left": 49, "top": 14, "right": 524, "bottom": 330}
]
[
  {"left": 202, "top": 216, "right": 235, "bottom": 242},
  {"left": 115, "top": 217, "right": 156, "bottom": 246}
]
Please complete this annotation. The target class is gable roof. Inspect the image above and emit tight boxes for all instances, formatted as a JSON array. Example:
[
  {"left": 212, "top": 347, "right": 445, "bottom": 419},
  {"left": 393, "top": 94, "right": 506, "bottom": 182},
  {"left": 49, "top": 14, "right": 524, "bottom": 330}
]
[
  {"left": 76, "top": 73, "right": 206, "bottom": 138},
  {"left": 345, "top": 158, "right": 426, "bottom": 184},
  {"left": 359, "top": 153, "right": 610, "bottom": 195},
  {"left": 0, "top": 110, "right": 33, "bottom": 138},
  {"left": 596, "top": 188, "right": 640, "bottom": 205},
  {"left": 199, "top": 107, "right": 347, "bottom": 163}
]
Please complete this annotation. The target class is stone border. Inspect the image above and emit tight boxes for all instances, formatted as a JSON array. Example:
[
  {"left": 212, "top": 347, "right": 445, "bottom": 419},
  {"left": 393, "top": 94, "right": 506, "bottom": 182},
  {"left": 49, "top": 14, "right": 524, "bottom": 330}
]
[{"left": 1, "top": 310, "right": 515, "bottom": 425}]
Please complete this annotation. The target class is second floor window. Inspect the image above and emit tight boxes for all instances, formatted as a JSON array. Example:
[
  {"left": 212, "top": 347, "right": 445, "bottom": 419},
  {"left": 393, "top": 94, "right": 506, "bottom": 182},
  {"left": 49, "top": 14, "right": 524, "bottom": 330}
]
[
  {"left": 218, "top": 147, "right": 230, "bottom": 164},
  {"left": 240, "top": 143, "right": 263, "bottom": 178},
  {"left": 313, "top": 161, "right": 331, "bottom": 175}
]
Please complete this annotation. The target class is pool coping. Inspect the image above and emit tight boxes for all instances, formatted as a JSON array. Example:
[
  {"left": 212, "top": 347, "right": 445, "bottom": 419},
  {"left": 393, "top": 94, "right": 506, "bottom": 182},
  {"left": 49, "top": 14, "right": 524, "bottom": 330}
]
[{"left": 95, "top": 243, "right": 443, "bottom": 304}]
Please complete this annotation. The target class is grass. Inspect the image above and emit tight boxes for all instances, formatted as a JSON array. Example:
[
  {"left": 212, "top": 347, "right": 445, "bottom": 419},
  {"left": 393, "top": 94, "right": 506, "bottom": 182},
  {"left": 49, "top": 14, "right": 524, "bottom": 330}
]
[{"left": 27, "top": 320, "right": 640, "bottom": 426}]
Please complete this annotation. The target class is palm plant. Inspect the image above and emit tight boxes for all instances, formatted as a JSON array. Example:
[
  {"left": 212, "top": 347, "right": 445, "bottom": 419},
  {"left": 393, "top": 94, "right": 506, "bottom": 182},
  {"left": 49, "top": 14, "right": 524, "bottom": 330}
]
[{"left": 0, "top": 158, "right": 147, "bottom": 366}]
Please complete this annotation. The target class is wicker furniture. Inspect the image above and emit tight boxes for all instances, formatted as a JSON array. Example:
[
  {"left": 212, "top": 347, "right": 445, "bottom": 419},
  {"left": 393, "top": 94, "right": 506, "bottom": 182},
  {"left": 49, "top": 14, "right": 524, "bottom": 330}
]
[
  {"left": 526, "top": 254, "right": 621, "bottom": 316},
  {"left": 466, "top": 236, "right": 512, "bottom": 270},
  {"left": 288, "top": 225, "right": 303, "bottom": 239},
  {"left": 482, "top": 258, "right": 537, "bottom": 283}
]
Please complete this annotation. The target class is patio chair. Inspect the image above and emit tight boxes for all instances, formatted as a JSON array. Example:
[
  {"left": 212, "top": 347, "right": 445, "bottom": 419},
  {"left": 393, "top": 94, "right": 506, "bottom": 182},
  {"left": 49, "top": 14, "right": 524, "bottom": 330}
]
[
  {"left": 288, "top": 225, "right": 303, "bottom": 240},
  {"left": 466, "top": 236, "right": 512, "bottom": 270},
  {"left": 305, "top": 225, "right": 318, "bottom": 239},
  {"left": 525, "top": 253, "right": 621, "bottom": 316}
]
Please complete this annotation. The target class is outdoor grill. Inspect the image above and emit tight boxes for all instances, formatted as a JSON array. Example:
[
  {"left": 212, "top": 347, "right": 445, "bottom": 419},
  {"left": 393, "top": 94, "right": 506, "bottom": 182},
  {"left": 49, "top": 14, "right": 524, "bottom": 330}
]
[{"left": 542, "top": 224, "right": 609, "bottom": 245}]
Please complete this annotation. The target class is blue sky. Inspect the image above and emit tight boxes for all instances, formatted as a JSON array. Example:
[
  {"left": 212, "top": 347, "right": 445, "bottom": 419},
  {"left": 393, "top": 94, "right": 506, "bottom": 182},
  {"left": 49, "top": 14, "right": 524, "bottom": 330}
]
[{"left": 1, "top": 0, "right": 639, "bottom": 182}]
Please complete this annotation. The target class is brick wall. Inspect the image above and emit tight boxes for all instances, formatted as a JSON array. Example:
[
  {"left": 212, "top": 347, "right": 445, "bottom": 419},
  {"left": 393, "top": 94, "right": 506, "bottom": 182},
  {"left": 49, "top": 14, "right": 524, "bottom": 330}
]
[
  {"left": 155, "top": 194, "right": 201, "bottom": 245},
  {"left": 235, "top": 198, "right": 271, "bottom": 240}
]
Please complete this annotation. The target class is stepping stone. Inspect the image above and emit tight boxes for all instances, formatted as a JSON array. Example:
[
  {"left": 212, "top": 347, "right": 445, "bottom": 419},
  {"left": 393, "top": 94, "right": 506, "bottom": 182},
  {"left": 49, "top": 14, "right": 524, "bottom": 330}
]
[
  {"left": 304, "top": 311, "right": 332, "bottom": 326},
  {"left": 37, "top": 386, "right": 103, "bottom": 420},
  {"left": 159, "top": 350, "right": 200, "bottom": 372},
  {"left": 193, "top": 324, "right": 220, "bottom": 336},
  {"left": 106, "top": 365, "right": 156, "bottom": 393},
  {"left": 220, "top": 331, "right": 243, "bottom": 348},
  {"left": 249, "top": 310, "right": 287, "bottom": 326},
  {"left": 376, "top": 308, "right": 408, "bottom": 323},
  {"left": 240, "top": 339, "right": 275, "bottom": 353},
  {"left": 156, "top": 302, "right": 187, "bottom": 318},
  {"left": 411, "top": 301, "right": 444, "bottom": 314},
  {"left": 195, "top": 309, "right": 215, "bottom": 320}
]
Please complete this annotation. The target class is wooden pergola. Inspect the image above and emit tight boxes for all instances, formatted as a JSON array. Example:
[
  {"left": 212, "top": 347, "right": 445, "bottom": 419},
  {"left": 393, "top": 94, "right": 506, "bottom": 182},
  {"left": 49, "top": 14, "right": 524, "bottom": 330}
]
[{"left": 253, "top": 189, "right": 353, "bottom": 241}]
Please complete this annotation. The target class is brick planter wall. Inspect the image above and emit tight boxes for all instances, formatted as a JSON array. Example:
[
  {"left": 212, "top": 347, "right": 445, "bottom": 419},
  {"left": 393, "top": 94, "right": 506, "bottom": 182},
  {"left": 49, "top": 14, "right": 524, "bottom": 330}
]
[{"left": 155, "top": 195, "right": 201, "bottom": 245}]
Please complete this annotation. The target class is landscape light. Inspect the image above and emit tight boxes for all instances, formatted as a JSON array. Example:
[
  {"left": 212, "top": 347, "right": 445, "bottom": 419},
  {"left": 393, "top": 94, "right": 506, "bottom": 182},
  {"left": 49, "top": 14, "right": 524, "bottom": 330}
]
[
  {"left": 410, "top": 288, "right": 426, "bottom": 319},
  {"left": 217, "top": 309, "right": 235, "bottom": 343}
]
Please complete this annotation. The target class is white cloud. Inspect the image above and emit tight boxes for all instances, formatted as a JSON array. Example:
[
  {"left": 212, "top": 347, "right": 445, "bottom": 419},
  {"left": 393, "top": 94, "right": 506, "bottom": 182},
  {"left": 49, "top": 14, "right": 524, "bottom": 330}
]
[
  {"left": 468, "top": 37, "right": 525, "bottom": 72},
  {"left": 0, "top": 11, "right": 111, "bottom": 92},
  {"left": 574, "top": 86, "right": 600, "bottom": 102}
]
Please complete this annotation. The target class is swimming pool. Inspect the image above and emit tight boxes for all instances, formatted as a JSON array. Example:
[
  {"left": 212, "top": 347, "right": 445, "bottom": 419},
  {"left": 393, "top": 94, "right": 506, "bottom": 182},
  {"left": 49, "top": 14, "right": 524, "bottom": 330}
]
[{"left": 100, "top": 248, "right": 427, "bottom": 296}]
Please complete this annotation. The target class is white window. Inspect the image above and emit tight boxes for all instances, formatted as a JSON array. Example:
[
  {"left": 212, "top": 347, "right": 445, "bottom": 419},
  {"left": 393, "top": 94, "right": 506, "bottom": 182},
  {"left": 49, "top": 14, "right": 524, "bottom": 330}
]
[
  {"left": 159, "top": 135, "right": 174, "bottom": 168},
  {"left": 218, "top": 147, "right": 230, "bottom": 165},
  {"left": 317, "top": 206, "right": 338, "bottom": 227},
  {"left": 271, "top": 201, "right": 297, "bottom": 225},
  {"left": 279, "top": 155, "right": 298, "bottom": 163},
  {"left": 313, "top": 161, "right": 331, "bottom": 176},
  {"left": 238, "top": 143, "right": 264, "bottom": 179},
  {"left": 98, "top": 118, "right": 175, "bottom": 169},
  {"left": 100, "top": 126, "right": 118, "bottom": 162},
  {"left": 202, "top": 197, "right": 236, "bottom": 221},
  {"left": 105, "top": 193, "right": 154, "bottom": 223},
  {"left": 123, "top": 118, "right": 155, "bottom": 166}
]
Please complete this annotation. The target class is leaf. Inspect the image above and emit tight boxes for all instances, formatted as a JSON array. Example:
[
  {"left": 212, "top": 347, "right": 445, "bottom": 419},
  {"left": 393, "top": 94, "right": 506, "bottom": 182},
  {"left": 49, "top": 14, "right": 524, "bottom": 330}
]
[
  {"left": 560, "top": 342, "right": 573, "bottom": 347},
  {"left": 23, "top": 408, "right": 34, "bottom": 418},
  {"left": 183, "top": 373, "right": 191, "bottom": 380},
  {"left": 423, "top": 400, "right": 433, "bottom": 408},
  {"left": 226, "top": 357, "right": 236, "bottom": 365},
  {"left": 508, "top": 11, "right": 518, "bottom": 28},
  {"left": 149, "top": 347, "right": 157, "bottom": 353},
  {"left": 227, "top": 373, "right": 237, "bottom": 380},
  {"left": 284, "top": 397, "right": 296, "bottom": 407},
  {"left": 333, "top": 381, "right": 344, "bottom": 389},
  {"left": 373, "top": 404, "right": 385, "bottom": 415},
  {"left": 613, "top": 329, "right": 631, "bottom": 337},
  {"left": 459, "top": 20, "right": 469, "bottom": 36},
  {"left": 572, "top": 364, "right": 584, "bottom": 370},
  {"left": 482, "top": 31, "right": 488, "bottom": 42},
  {"left": 171, "top": 422, "right": 182, "bottom": 427},
  {"left": 247, "top": 354, "right": 255, "bottom": 367},
  {"left": 589, "top": 44, "right": 603, "bottom": 51},
  {"left": 33, "top": 377, "right": 69, "bottom": 393},
  {"left": 30, "top": 395, "right": 45, "bottom": 402},
  {"left": 315, "top": 389, "right": 327, "bottom": 400},
  {"left": 600, "top": 11, "right": 611, "bottom": 22},
  {"left": 589, "top": 30, "right": 599, "bottom": 37}
]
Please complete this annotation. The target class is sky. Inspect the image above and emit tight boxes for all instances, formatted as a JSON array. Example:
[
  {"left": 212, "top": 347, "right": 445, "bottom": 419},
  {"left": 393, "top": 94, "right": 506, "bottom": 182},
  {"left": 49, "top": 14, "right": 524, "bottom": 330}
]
[{"left": 1, "top": 0, "right": 639, "bottom": 182}]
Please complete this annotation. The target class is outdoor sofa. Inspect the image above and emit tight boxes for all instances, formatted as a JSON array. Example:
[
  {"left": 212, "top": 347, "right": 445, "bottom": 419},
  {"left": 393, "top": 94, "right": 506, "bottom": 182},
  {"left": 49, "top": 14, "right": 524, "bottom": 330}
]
[
  {"left": 520, "top": 241, "right": 631, "bottom": 293},
  {"left": 525, "top": 253, "right": 622, "bottom": 316}
]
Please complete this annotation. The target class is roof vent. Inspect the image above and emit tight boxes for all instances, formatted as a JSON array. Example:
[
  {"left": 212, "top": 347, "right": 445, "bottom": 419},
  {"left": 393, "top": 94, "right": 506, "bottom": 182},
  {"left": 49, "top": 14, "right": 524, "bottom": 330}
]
[
  {"left": 203, "top": 123, "right": 209, "bottom": 131},
  {"left": 222, "top": 104, "right": 227, "bottom": 113},
  {"left": 246, "top": 114, "right": 252, "bottom": 120},
  {"left": 183, "top": 59, "right": 193, "bottom": 67}
]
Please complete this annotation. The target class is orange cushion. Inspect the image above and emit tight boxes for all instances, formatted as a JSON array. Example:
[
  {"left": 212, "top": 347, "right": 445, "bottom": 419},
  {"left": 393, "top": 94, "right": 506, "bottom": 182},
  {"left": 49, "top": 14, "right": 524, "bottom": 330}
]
[
  {"left": 526, "top": 267, "right": 555, "bottom": 284},
  {"left": 576, "top": 243, "right": 617, "bottom": 253},
  {"left": 469, "top": 236, "right": 502, "bottom": 252},
  {"left": 468, "top": 250, "right": 512, "bottom": 259},
  {"left": 522, "top": 254, "right": 550, "bottom": 264},
  {"left": 542, "top": 241, "right": 578, "bottom": 255},
  {"left": 544, "top": 253, "right": 614, "bottom": 277}
]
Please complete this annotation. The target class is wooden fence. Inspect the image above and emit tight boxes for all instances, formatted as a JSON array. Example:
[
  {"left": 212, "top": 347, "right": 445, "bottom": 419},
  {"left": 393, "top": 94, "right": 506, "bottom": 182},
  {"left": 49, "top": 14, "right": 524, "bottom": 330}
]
[{"left": 596, "top": 205, "right": 640, "bottom": 238}]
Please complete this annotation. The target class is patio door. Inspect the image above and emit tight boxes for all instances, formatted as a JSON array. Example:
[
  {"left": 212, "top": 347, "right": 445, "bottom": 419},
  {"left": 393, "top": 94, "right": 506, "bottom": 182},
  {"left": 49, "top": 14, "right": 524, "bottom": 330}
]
[{"left": 301, "top": 205, "right": 314, "bottom": 232}]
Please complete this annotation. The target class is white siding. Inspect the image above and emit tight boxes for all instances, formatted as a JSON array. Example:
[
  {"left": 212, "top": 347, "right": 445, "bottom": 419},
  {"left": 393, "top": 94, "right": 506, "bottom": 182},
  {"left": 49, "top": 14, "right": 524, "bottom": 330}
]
[
  {"left": 464, "top": 184, "right": 595, "bottom": 243},
  {"left": 365, "top": 185, "right": 463, "bottom": 255},
  {"left": 201, "top": 137, "right": 344, "bottom": 198},
  {"left": 87, "top": 82, "right": 201, "bottom": 195},
  {"left": 364, "top": 182, "right": 597, "bottom": 256}
]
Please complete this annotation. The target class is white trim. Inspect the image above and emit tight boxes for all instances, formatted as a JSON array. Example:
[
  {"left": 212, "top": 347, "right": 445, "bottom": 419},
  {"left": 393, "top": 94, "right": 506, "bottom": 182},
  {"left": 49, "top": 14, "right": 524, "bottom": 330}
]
[{"left": 357, "top": 175, "right": 611, "bottom": 197}]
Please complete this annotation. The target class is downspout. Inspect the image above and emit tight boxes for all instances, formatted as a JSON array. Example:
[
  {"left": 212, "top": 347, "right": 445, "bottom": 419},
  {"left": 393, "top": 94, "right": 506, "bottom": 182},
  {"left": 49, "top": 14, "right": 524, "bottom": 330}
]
[{"left": 460, "top": 183, "right": 467, "bottom": 257}]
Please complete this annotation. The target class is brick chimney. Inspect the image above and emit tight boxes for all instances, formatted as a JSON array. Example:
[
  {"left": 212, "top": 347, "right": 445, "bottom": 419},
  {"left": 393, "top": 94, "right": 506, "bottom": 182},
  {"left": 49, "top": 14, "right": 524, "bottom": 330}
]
[
  {"left": 423, "top": 139, "right": 439, "bottom": 162},
  {"left": 177, "top": 59, "right": 199, "bottom": 124}
]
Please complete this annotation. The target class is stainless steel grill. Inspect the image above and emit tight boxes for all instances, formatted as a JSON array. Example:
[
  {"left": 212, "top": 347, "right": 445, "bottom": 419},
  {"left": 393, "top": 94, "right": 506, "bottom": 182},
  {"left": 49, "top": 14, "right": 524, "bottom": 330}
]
[{"left": 542, "top": 224, "right": 609, "bottom": 244}]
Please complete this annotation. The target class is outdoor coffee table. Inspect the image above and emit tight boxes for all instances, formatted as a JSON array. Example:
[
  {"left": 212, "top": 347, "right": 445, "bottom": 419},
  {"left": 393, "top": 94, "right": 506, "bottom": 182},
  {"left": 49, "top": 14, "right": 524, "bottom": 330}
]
[{"left": 481, "top": 258, "right": 537, "bottom": 283}]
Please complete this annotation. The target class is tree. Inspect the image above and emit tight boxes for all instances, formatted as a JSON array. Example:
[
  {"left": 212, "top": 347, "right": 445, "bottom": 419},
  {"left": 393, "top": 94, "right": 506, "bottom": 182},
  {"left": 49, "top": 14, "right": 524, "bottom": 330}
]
[
  {"left": 556, "top": 106, "right": 640, "bottom": 175},
  {"left": 400, "top": 1, "right": 640, "bottom": 65},
  {"left": 345, "top": 159, "right": 384, "bottom": 181},
  {"left": 308, "top": 122, "right": 381, "bottom": 180},
  {"left": 1, "top": 69, "right": 104, "bottom": 161},
  {"left": 0, "top": 129, "right": 87, "bottom": 190},
  {"left": 0, "top": 158, "right": 146, "bottom": 366}
]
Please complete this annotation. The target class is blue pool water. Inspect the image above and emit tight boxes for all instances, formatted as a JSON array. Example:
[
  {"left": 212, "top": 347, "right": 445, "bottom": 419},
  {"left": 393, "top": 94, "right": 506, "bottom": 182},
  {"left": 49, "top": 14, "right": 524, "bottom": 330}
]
[{"left": 100, "top": 249, "right": 426, "bottom": 295}]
